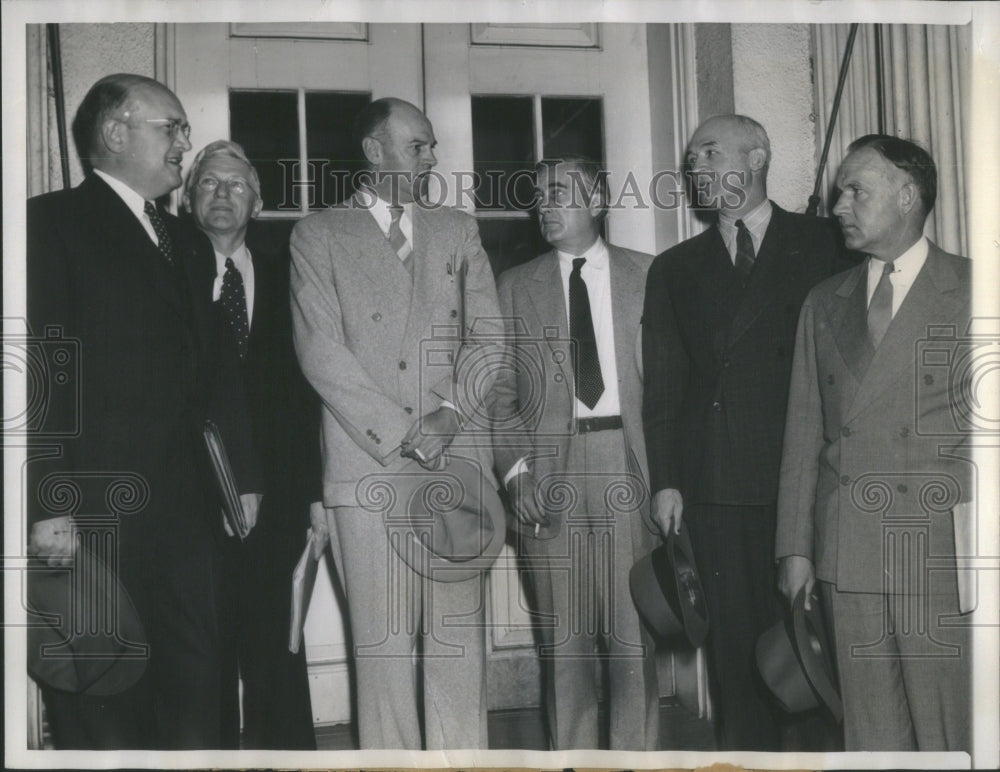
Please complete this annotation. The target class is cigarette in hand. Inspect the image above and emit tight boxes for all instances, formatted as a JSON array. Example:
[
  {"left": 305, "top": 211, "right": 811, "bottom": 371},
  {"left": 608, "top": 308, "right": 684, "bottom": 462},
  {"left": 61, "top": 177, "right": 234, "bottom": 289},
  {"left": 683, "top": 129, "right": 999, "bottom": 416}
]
[
  {"left": 413, "top": 448, "right": 427, "bottom": 463},
  {"left": 534, "top": 523, "right": 540, "bottom": 537}
]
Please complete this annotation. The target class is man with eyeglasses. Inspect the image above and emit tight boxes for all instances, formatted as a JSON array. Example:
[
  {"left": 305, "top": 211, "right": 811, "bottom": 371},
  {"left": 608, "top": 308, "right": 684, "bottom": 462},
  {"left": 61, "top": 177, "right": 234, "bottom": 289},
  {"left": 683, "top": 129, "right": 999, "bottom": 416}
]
[
  {"left": 26, "top": 73, "right": 260, "bottom": 749},
  {"left": 182, "top": 140, "right": 319, "bottom": 749}
]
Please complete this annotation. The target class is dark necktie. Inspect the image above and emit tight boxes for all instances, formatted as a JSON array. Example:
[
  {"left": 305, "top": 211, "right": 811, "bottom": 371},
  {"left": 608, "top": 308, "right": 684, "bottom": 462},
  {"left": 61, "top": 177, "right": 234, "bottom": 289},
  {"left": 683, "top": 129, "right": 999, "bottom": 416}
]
[
  {"left": 734, "top": 218, "right": 755, "bottom": 276},
  {"left": 219, "top": 258, "right": 250, "bottom": 358},
  {"left": 388, "top": 205, "right": 413, "bottom": 275},
  {"left": 143, "top": 201, "right": 175, "bottom": 266},
  {"left": 569, "top": 257, "right": 604, "bottom": 409},
  {"left": 867, "top": 260, "right": 894, "bottom": 348}
]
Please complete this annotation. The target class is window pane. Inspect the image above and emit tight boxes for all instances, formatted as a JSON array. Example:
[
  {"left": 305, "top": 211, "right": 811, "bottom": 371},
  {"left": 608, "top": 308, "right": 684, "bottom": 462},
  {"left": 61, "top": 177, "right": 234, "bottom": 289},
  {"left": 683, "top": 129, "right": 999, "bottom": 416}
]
[
  {"left": 471, "top": 96, "right": 535, "bottom": 211},
  {"left": 230, "top": 90, "right": 299, "bottom": 211},
  {"left": 305, "top": 91, "right": 371, "bottom": 208},
  {"left": 477, "top": 217, "right": 549, "bottom": 277},
  {"left": 541, "top": 97, "right": 603, "bottom": 161}
]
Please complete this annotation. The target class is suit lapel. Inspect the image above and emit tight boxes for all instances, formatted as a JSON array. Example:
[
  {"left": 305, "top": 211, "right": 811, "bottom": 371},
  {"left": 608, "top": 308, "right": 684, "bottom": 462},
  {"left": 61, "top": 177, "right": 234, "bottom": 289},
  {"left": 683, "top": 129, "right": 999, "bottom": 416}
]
[
  {"left": 831, "top": 264, "right": 874, "bottom": 383},
  {"left": 844, "top": 246, "right": 965, "bottom": 422},
  {"left": 404, "top": 206, "right": 452, "bottom": 345},
  {"left": 526, "top": 252, "right": 573, "bottom": 401},
  {"left": 340, "top": 193, "right": 413, "bottom": 309},
  {"left": 85, "top": 176, "right": 190, "bottom": 325},
  {"left": 727, "top": 206, "right": 797, "bottom": 348},
  {"left": 689, "top": 228, "right": 735, "bottom": 313},
  {"left": 609, "top": 246, "right": 643, "bottom": 383}
]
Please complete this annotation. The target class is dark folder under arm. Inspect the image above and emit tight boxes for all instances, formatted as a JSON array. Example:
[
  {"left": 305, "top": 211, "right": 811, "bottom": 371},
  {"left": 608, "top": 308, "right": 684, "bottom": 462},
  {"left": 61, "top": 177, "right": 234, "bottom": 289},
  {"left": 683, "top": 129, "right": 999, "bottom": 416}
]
[{"left": 203, "top": 419, "right": 248, "bottom": 540}]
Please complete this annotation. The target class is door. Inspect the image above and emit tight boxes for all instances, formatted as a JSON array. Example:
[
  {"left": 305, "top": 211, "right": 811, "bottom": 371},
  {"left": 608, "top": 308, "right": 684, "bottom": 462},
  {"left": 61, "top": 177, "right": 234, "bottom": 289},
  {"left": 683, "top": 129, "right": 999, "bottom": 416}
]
[{"left": 170, "top": 21, "right": 698, "bottom": 727}]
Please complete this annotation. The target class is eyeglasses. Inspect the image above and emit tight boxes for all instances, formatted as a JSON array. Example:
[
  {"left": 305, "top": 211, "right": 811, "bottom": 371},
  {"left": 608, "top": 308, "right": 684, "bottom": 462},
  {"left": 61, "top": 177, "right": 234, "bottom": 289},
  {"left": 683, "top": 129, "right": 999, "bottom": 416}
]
[
  {"left": 123, "top": 116, "right": 192, "bottom": 140},
  {"left": 195, "top": 176, "right": 251, "bottom": 196}
]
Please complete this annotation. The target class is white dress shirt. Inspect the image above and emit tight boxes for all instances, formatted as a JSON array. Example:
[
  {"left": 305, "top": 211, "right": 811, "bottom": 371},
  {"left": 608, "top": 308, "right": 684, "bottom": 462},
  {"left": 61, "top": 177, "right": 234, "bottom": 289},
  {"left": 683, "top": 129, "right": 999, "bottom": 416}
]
[
  {"left": 94, "top": 168, "right": 160, "bottom": 245},
  {"left": 556, "top": 238, "right": 622, "bottom": 419},
  {"left": 211, "top": 242, "right": 255, "bottom": 328},
  {"left": 505, "top": 238, "right": 623, "bottom": 486},
  {"left": 718, "top": 198, "right": 773, "bottom": 264},
  {"left": 866, "top": 236, "right": 928, "bottom": 318}
]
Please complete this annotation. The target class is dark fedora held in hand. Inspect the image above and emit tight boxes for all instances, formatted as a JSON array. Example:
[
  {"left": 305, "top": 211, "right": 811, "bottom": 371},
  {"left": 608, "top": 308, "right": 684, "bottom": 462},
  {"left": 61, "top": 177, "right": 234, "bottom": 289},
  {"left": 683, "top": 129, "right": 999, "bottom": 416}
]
[
  {"left": 26, "top": 548, "right": 148, "bottom": 696},
  {"left": 629, "top": 523, "right": 710, "bottom": 647},
  {"left": 755, "top": 587, "right": 843, "bottom": 722},
  {"left": 356, "top": 455, "right": 506, "bottom": 583}
]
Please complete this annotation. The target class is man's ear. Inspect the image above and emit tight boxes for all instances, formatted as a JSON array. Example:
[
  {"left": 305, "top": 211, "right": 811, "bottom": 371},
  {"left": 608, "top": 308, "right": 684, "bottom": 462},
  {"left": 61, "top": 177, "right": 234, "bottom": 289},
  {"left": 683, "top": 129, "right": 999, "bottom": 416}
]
[
  {"left": 100, "top": 117, "right": 126, "bottom": 155},
  {"left": 251, "top": 195, "right": 263, "bottom": 219},
  {"left": 898, "top": 181, "right": 919, "bottom": 215},
  {"left": 361, "top": 135, "right": 382, "bottom": 166},
  {"left": 748, "top": 147, "right": 767, "bottom": 172},
  {"left": 181, "top": 191, "right": 192, "bottom": 213}
]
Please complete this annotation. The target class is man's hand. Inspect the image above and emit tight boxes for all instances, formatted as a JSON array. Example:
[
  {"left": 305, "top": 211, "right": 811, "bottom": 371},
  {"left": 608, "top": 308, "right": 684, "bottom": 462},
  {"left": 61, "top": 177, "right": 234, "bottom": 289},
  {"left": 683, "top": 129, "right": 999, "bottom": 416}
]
[
  {"left": 223, "top": 492, "right": 262, "bottom": 538},
  {"left": 401, "top": 406, "right": 461, "bottom": 469},
  {"left": 28, "top": 516, "right": 75, "bottom": 567},
  {"left": 309, "top": 500, "right": 329, "bottom": 560},
  {"left": 778, "top": 555, "right": 816, "bottom": 610},
  {"left": 506, "top": 470, "right": 548, "bottom": 531},
  {"left": 651, "top": 488, "right": 684, "bottom": 537}
]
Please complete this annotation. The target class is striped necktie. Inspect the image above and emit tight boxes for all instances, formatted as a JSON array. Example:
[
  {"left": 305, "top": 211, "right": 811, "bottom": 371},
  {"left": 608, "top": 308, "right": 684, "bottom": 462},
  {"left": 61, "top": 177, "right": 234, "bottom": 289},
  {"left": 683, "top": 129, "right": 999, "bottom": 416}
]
[{"left": 388, "top": 206, "right": 413, "bottom": 264}]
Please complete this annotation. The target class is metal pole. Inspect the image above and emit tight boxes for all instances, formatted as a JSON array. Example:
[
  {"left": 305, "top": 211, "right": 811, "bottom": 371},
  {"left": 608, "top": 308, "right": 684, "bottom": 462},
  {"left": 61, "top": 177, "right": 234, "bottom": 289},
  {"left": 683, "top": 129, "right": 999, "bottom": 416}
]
[
  {"left": 46, "top": 23, "right": 72, "bottom": 190},
  {"left": 807, "top": 23, "right": 859, "bottom": 217}
]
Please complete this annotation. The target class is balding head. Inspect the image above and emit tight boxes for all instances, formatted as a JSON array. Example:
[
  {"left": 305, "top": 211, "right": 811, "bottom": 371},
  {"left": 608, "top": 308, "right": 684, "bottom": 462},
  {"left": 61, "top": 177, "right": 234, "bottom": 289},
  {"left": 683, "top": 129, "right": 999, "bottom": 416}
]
[
  {"left": 685, "top": 113, "right": 771, "bottom": 216},
  {"left": 353, "top": 97, "right": 437, "bottom": 204}
]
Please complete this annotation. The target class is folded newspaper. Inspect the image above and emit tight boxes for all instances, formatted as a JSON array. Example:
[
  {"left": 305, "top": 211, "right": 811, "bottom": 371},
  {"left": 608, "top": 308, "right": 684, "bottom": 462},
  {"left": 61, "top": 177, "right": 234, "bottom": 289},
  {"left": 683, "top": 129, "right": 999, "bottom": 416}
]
[
  {"left": 289, "top": 529, "right": 319, "bottom": 654},
  {"left": 202, "top": 420, "right": 248, "bottom": 540}
]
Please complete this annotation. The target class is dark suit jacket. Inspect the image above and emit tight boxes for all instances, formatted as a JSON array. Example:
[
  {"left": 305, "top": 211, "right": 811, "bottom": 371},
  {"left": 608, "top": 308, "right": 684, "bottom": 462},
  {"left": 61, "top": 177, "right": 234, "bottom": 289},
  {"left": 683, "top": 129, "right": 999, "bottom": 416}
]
[
  {"left": 776, "top": 243, "right": 972, "bottom": 592},
  {"left": 27, "top": 172, "right": 257, "bottom": 575},
  {"left": 642, "top": 203, "right": 843, "bottom": 506}
]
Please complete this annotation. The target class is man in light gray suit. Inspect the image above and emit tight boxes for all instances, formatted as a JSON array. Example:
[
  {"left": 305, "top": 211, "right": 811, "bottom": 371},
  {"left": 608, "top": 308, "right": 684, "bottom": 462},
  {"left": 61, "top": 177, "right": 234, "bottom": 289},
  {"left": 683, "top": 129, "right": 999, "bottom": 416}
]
[
  {"left": 777, "top": 135, "right": 971, "bottom": 751},
  {"left": 490, "top": 156, "right": 660, "bottom": 750},
  {"left": 290, "top": 97, "right": 502, "bottom": 749}
]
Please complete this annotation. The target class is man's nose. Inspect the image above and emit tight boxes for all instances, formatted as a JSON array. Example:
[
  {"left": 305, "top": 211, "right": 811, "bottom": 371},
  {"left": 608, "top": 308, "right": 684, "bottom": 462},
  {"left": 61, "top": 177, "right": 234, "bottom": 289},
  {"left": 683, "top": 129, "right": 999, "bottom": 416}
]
[
  {"left": 214, "top": 181, "right": 231, "bottom": 198},
  {"left": 423, "top": 147, "right": 437, "bottom": 168},
  {"left": 831, "top": 191, "right": 848, "bottom": 216}
]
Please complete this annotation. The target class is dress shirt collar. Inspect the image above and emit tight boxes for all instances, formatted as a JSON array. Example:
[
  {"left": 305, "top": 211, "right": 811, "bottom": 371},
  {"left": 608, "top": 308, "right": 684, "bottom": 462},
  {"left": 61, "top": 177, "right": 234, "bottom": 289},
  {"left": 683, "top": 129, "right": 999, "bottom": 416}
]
[
  {"left": 868, "top": 234, "right": 928, "bottom": 275},
  {"left": 214, "top": 241, "right": 252, "bottom": 279},
  {"left": 362, "top": 187, "right": 414, "bottom": 241},
  {"left": 94, "top": 168, "right": 155, "bottom": 223},
  {"left": 556, "top": 237, "right": 609, "bottom": 271},
  {"left": 717, "top": 198, "right": 773, "bottom": 261}
]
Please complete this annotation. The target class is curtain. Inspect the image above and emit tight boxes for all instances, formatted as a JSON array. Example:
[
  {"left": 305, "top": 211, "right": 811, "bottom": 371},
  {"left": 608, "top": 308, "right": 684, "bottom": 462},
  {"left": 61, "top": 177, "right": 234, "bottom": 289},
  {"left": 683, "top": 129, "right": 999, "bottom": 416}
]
[{"left": 813, "top": 23, "right": 970, "bottom": 256}]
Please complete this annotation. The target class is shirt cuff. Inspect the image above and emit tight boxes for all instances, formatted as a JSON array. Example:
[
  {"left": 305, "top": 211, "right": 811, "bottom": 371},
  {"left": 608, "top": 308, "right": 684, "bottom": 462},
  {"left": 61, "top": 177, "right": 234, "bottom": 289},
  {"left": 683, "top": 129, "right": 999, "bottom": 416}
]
[{"left": 503, "top": 457, "right": 530, "bottom": 487}]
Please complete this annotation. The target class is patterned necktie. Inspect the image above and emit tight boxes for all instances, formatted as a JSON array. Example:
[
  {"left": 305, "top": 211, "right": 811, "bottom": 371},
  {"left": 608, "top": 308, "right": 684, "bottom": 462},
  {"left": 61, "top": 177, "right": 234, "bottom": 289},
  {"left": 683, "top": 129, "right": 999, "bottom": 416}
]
[
  {"left": 867, "top": 260, "right": 894, "bottom": 348},
  {"left": 734, "top": 218, "right": 755, "bottom": 276},
  {"left": 569, "top": 257, "right": 604, "bottom": 409},
  {"left": 219, "top": 258, "right": 250, "bottom": 358},
  {"left": 143, "top": 201, "right": 175, "bottom": 266},
  {"left": 388, "top": 205, "right": 413, "bottom": 267}
]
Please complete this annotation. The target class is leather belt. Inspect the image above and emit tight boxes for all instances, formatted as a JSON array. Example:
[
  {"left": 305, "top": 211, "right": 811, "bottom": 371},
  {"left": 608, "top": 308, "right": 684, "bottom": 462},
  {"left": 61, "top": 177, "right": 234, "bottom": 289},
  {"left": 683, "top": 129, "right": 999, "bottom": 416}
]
[{"left": 577, "top": 415, "right": 623, "bottom": 434}]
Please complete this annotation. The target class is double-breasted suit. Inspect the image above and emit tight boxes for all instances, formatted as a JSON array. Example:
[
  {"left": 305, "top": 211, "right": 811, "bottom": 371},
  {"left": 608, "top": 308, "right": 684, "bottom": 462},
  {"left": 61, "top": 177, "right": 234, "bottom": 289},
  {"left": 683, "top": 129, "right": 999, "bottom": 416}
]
[
  {"left": 289, "top": 194, "right": 502, "bottom": 749},
  {"left": 642, "top": 203, "right": 842, "bottom": 748},
  {"left": 492, "top": 245, "right": 660, "bottom": 750},
  {"left": 776, "top": 243, "right": 971, "bottom": 750},
  {"left": 26, "top": 173, "right": 257, "bottom": 749}
]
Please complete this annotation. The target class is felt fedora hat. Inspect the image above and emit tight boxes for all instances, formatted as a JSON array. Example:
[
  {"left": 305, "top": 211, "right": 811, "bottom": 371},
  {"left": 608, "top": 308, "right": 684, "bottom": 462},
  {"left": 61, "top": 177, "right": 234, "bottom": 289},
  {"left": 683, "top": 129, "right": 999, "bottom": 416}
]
[
  {"left": 755, "top": 588, "right": 843, "bottom": 722},
  {"left": 26, "top": 549, "right": 148, "bottom": 696},
  {"left": 629, "top": 524, "right": 710, "bottom": 647},
  {"left": 356, "top": 455, "right": 506, "bottom": 582}
]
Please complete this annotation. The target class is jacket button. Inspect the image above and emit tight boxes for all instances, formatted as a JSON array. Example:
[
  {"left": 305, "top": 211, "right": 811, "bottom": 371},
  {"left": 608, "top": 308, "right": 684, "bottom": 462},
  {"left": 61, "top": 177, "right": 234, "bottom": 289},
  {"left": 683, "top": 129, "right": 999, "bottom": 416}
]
[
  {"left": 404, "top": 406, "right": 413, "bottom": 414},
  {"left": 827, "top": 374, "right": 835, "bottom": 385},
  {"left": 841, "top": 426, "right": 852, "bottom": 437},
  {"left": 372, "top": 312, "right": 382, "bottom": 322},
  {"left": 897, "top": 484, "right": 908, "bottom": 493},
  {"left": 375, "top": 437, "right": 381, "bottom": 445},
  {"left": 900, "top": 427, "right": 910, "bottom": 437},
  {"left": 712, "top": 401, "right": 722, "bottom": 411},
  {"left": 399, "top": 360, "right": 407, "bottom": 370},
  {"left": 924, "top": 374, "right": 934, "bottom": 385},
  {"left": 840, "top": 475, "right": 850, "bottom": 486},
  {"left": 450, "top": 309, "right": 458, "bottom": 318}
]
